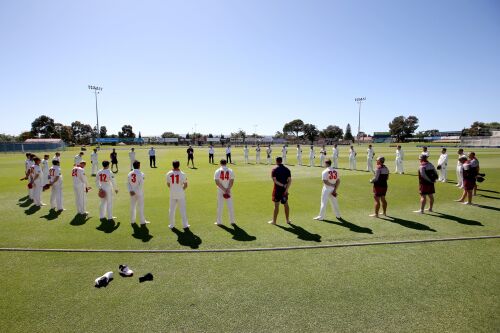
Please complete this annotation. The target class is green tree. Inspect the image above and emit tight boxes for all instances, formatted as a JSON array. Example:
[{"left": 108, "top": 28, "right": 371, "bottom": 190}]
[
  {"left": 388, "top": 115, "right": 419, "bottom": 142},
  {"left": 303, "top": 123, "right": 319, "bottom": 144},
  {"left": 19, "top": 131, "right": 32, "bottom": 141},
  {"left": 320, "top": 125, "right": 344, "bottom": 140},
  {"left": 31, "top": 115, "right": 56, "bottom": 138},
  {"left": 118, "top": 125, "right": 135, "bottom": 138},
  {"left": 344, "top": 123, "right": 354, "bottom": 141},
  {"left": 71, "top": 121, "right": 93, "bottom": 144},
  {"left": 283, "top": 119, "right": 304, "bottom": 137},
  {"left": 0, "top": 133, "right": 18, "bottom": 142},
  {"left": 161, "top": 131, "right": 179, "bottom": 138}
]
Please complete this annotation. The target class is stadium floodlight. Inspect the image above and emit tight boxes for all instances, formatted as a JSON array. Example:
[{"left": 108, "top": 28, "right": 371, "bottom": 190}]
[
  {"left": 355, "top": 97, "right": 366, "bottom": 145},
  {"left": 88, "top": 85, "right": 103, "bottom": 146}
]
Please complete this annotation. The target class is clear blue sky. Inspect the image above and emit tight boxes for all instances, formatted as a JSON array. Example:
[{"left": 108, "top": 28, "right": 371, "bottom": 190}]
[{"left": 0, "top": 0, "right": 499, "bottom": 137}]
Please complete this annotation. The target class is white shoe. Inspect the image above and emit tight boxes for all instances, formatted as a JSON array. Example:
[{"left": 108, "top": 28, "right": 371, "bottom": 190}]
[
  {"left": 268, "top": 220, "right": 276, "bottom": 225},
  {"left": 463, "top": 202, "right": 472, "bottom": 205},
  {"left": 413, "top": 210, "right": 424, "bottom": 214},
  {"left": 95, "top": 271, "right": 113, "bottom": 287},
  {"left": 168, "top": 224, "right": 174, "bottom": 229},
  {"left": 214, "top": 222, "right": 222, "bottom": 225},
  {"left": 183, "top": 224, "right": 191, "bottom": 229},
  {"left": 141, "top": 221, "right": 150, "bottom": 225},
  {"left": 313, "top": 216, "right": 324, "bottom": 221},
  {"left": 119, "top": 265, "right": 134, "bottom": 277}
]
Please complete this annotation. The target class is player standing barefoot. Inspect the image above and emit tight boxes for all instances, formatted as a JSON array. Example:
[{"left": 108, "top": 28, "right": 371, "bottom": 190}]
[
  {"left": 313, "top": 159, "right": 341, "bottom": 220},
  {"left": 72, "top": 161, "right": 90, "bottom": 215},
  {"left": 414, "top": 154, "right": 437, "bottom": 214},
  {"left": 214, "top": 159, "right": 235, "bottom": 225},
  {"left": 90, "top": 148, "right": 99, "bottom": 176},
  {"left": 166, "top": 160, "right": 189, "bottom": 229},
  {"left": 128, "top": 160, "right": 149, "bottom": 225},
  {"left": 48, "top": 159, "right": 64, "bottom": 212},
  {"left": 268, "top": 157, "right": 292, "bottom": 225},
  {"left": 96, "top": 160, "right": 118, "bottom": 221},
  {"left": 369, "top": 157, "right": 389, "bottom": 217}
]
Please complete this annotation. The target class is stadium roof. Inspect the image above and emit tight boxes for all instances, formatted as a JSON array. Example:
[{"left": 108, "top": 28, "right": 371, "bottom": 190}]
[{"left": 24, "top": 139, "right": 64, "bottom": 143}]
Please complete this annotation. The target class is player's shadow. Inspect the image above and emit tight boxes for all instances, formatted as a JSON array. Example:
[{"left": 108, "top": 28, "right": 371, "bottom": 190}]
[
  {"left": 477, "top": 189, "right": 500, "bottom": 194},
  {"left": 96, "top": 218, "right": 121, "bottom": 233},
  {"left": 18, "top": 195, "right": 30, "bottom": 202},
  {"left": 382, "top": 216, "right": 437, "bottom": 232},
  {"left": 429, "top": 212, "right": 483, "bottom": 226},
  {"left": 24, "top": 204, "right": 41, "bottom": 215},
  {"left": 18, "top": 199, "right": 33, "bottom": 208},
  {"left": 322, "top": 218, "right": 373, "bottom": 234},
  {"left": 473, "top": 204, "right": 500, "bottom": 212},
  {"left": 171, "top": 227, "right": 202, "bottom": 249},
  {"left": 218, "top": 224, "right": 257, "bottom": 242},
  {"left": 70, "top": 214, "right": 90, "bottom": 226},
  {"left": 276, "top": 223, "right": 321, "bottom": 242},
  {"left": 477, "top": 194, "right": 500, "bottom": 200},
  {"left": 132, "top": 224, "right": 153, "bottom": 242},
  {"left": 40, "top": 209, "right": 62, "bottom": 221}
]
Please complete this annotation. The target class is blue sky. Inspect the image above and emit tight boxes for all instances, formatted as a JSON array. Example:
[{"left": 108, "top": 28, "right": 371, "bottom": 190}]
[{"left": 0, "top": 0, "right": 499, "bottom": 137}]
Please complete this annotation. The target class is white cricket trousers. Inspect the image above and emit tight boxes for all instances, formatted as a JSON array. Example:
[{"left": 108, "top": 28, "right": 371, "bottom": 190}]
[
  {"left": 130, "top": 193, "right": 145, "bottom": 224},
  {"left": 320, "top": 155, "right": 325, "bottom": 167},
  {"left": 349, "top": 157, "right": 356, "bottom": 170},
  {"left": 169, "top": 197, "right": 188, "bottom": 228},
  {"left": 256, "top": 153, "right": 261, "bottom": 164},
  {"left": 318, "top": 187, "right": 341, "bottom": 219},
  {"left": 33, "top": 182, "right": 42, "bottom": 206},
  {"left": 73, "top": 184, "right": 87, "bottom": 214},
  {"left": 244, "top": 154, "right": 249, "bottom": 164},
  {"left": 395, "top": 158, "right": 404, "bottom": 174},
  {"left": 50, "top": 183, "right": 63, "bottom": 210},
  {"left": 216, "top": 192, "right": 235, "bottom": 224},
  {"left": 333, "top": 157, "right": 338, "bottom": 169},
  {"left": 99, "top": 186, "right": 114, "bottom": 219},
  {"left": 456, "top": 165, "right": 463, "bottom": 187},
  {"left": 367, "top": 158, "right": 374, "bottom": 173},
  {"left": 129, "top": 160, "right": 134, "bottom": 171},
  {"left": 283, "top": 155, "right": 287, "bottom": 164},
  {"left": 309, "top": 157, "right": 314, "bottom": 167},
  {"left": 297, "top": 155, "right": 302, "bottom": 166},
  {"left": 91, "top": 162, "right": 98, "bottom": 175},
  {"left": 439, "top": 167, "right": 447, "bottom": 182}
]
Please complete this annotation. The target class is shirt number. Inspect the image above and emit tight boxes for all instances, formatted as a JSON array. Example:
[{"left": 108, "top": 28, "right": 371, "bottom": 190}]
[
  {"left": 99, "top": 174, "right": 108, "bottom": 182},
  {"left": 49, "top": 169, "right": 56, "bottom": 177},
  {"left": 170, "top": 174, "right": 180, "bottom": 184},
  {"left": 219, "top": 171, "right": 230, "bottom": 180},
  {"left": 328, "top": 171, "right": 337, "bottom": 180},
  {"left": 130, "top": 174, "right": 137, "bottom": 183}
]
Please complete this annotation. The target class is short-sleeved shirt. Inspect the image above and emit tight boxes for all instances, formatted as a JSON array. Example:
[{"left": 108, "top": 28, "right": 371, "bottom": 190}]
[
  {"left": 149, "top": 149, "right": 156, "bottom": 156},
  {"left": 321, "top": 167, "right": 339, "bottom": 190},
  {"left": 33, "top": 164, "right": 43, "bottom": 185},
  {"left": 272, "top": 164, "right": 291, "bottom": 186},
  {"left": 187, "top": 148, "right": 194, "bottom": 157},
  {"left": 49, "top": 165, "right": 62, "bottom": 185},
  {"left": 110, "top": 152, "right": 118, "bottom": 163},
  {"left": 128, "top": 169, "right": 145, "bottom": 194},
  {"left": 214, "top": 166, "right": 234, "bottom": 192},
  {"left": 166, "top": 170, "right": 187, "bottom": 199}
]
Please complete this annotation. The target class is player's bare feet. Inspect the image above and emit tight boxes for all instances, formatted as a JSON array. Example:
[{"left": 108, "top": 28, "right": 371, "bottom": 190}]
[
  {"left": 413, "top": 210, "right": 424, "bottom": 214},
  {"left": 286, "top": 220, "right": 292, "bottom": 224},
  {"left": 425, "top": 208, "right": 433, "bottom": 212},
  {"left": 369, "top": 214, "right": 379, "bottom": 218},
  {"left": 454, "top": 199, "right": 464, "bottom": 202},
  {"left": 313, "top": 216, "right": 323, "bottom": 221},
  {"left": 267, "top": 221, "right": 276, "bottom": 225},
  {"left": 463, "top": 202, "right": 472, "bottom": 205}
]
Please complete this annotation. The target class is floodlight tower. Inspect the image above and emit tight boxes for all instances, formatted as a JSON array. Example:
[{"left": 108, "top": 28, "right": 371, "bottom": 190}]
[
  {"left": 355, "top": 97, "right": 366, "bottom": 145},
  {"left": 88, "top": 85, "right": 103, "bottom": 146}
]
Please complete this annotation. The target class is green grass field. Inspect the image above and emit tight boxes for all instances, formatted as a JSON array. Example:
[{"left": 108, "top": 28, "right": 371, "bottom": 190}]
[{"left": 1, "top": 144, "right": 499, "bottom": 332}]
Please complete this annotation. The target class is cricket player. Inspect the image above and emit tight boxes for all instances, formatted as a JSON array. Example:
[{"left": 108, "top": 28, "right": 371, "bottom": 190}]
[
  {"left": 24, "top": 152, "right": 32, "bottom": 177},
  {"left": 456, "top": 148, "right": 465, "bottom": 188},
  {"left": 110, "top": 148, "right": 118, "bottom": 173},
  {"left": 313, "top": 159, "right": 341, "bottom": 220},
  {"left": 349, "top": 146, "right": 357, "bottom": 170},
  {"left": 414, "top": 154, "right": 437, "bottom": 214},
  {"left": 281, "top": 145, "right": 287, "bottom": 164},
  {"left": 214, "top": 159, "right": 235, "bottom": 225},
  {"left": 255, "top": 144, "right": 261, "bottom": 164},
  {"left": 243, "top": 145, "right": 249, "bottom": 164},
  {"left": 268, "top": 157, "right": 292, "bottom": 225},
  {"left": 72, "top": 161, "right": 90, "bottom": 215},
  {"left": 266, "top": 145, "right": 272, "bottom": 164},
  {"left": 332, "top": 144, "right": 339, "bottom": 168},
  {"left": 26, "top": 154, "right": 34, "bottom": 199},
  {"left": 421, "top": 146, "right": 430, "bottom": 158},
  {"left": 90, "top": 148, "right": 99, "bottom": 176},
  {"left": 395, "top": 145, "right": 404, "bottom": 174},
  {"left": 31, "top": 157, "right": 45, "bottom": 207},
  {"left": 208, "top": 144, "right": 215, "bottom": 164},
  {"left": 128, "top": 148, "right": 136, "bottom": 171},
  {"left": 96, "top": 160, "right": 118, "bottom": 220},
  {"left": 369, "top": 156, "right": 389, "bottom": 217},
  {"left": 149, "top": 147, "right": 156, "bottom": 168},
  {"left": 41, "top": 155, "right": 50, "bottom": 186},
  {"left": 74, "top": 151, "right": 84, "bottom": 165},
  {"left": 128, "top": 160, "right": 149, "bottom": 225},
  {"left": 296, "top": 144, "right": 302, "bottom": 166},
  {"left": 366, "top": 144, "right": 375, "bottom": 173},
  {"left": 52, "top": 152, "right": 61, "bottom": 162},
  {"left": 225, "top": 145, "right": 232, "bottom": 164},
  {"left": 457, "top": 152, "right": 479, "bottom": 203},
  {"left": 309, "top": 145, "right": 315, "bottom": 167},
  {"left": 437, "top": 148, "right": 448, "bottom": 182},
  {"left": 48, "top": 159, "right": 64, "bottom": 212},
  {"left": 166, "top": 160, "right": 189, "bottom": 229},
  {"left": 319, "top": 146, "right": 326, "bottom": 167}
]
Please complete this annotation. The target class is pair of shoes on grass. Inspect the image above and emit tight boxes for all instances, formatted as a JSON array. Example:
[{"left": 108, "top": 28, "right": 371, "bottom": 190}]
[{"left": 95, "top": 265, "right": 153, "bottom": 287}]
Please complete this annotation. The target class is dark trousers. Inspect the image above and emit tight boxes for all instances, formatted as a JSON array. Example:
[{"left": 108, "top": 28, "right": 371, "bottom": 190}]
[
  {"left": 226, "top": 153, "right": 232, "bottom": 163},
  {"left": 209, "top": 154, "right": 214, "bottom": 164},
  {"left": 150, "top": 155, "right": 156, "bottom": 167}
]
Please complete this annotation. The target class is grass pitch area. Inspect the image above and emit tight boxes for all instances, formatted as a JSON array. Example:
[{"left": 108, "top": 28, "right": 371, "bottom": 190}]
[{"left": 1, "top": 144, "right": 499, "bottom": 332}]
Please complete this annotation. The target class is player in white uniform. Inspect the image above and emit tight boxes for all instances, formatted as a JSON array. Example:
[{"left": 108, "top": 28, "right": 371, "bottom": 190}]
[
  {"left": 90, "top": 149, "right": 99, "bottom": 176},
  {"left": 48, "top": 159, "right": 64, "bottom": 211},
  {"left": 255, "top": 144, "right": 261, "bottom": 164},
  {"left": 437, "top": 148, "right": 448, "bottom": 182},
  {"left": 395, "top": 145, "right": 404, "bottom": 174},
  {"left": 332, "top": 144, "right": 339, "bottom": 169},
  {"left": 366, "top": 144, "right": 375, "bottom": 173},
  {"left": 421, "top": 146, "right": 430, "bottom": 158},
  {"left": 266, "top": 145, "right": 272, "bottom": 164},
  {"left": 96, "top": 160, "right": 118, "bottom": 220},
  {"left": 281, "top": 145, "right": 287, "bottom": 164},
  {"left": 313, "top": 159, "right": 341, "bottom": 220},
  {"left": 23, "top": 153, "right": 32, "bottom": 179},
  {"left": 456, "top": 148, "right": 465, "bottom": 188},
  {"left": 74, "top": 152, "right": 84, "bottom": 166},
  {"left": 31, "top": 157, "right": 45, "bottom": 207},
  {"left": 349, "top": 146, "right": 357, "bottom": 170},
  {"left": 128, "top": 160, "right": 149, "bottom": 225},
  {"left": 296, "top": 144, "right": 303, "bottom": 166},
  {"left": 128, "top": 148, "right": 136, "bottom": 171},
  {"left": 53, "top": 152, "right": 61, "bottom": 162},
  {"left": 166, "top": 160, "right": 189, "bottom": 229},
  {"left": 25, "top": 154, "right": 34, "bottom": 199},
  {"left": 243, "top": 145, "right": 249, "bottom": 164},
  {"left": 309, "top": 145, "right": 315, "bottom": 167},
  {"left": 41, "top": 155, "right": 50, "bottom": 186},
  {"left": 72, "top": 161, "right": 90, "bottom": 215},
  {"left": 319, "top": 146, "right": 327, "bottom": 167},
  {"left": 214, "top": 159, "right": 235, "bottom": 225}
]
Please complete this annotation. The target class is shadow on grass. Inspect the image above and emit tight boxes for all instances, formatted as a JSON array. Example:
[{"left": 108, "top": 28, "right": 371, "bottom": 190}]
[
  {"left": 18, "top": 199, "right": 33, "bottom": 208},
  {"left": 96, "top": 218, "right": 120, "bottom": 233},
  {"left": 218, "top": 224, "right": 256, "bottom": 242},
  {"left": 477, "top": 194, "right": 500, "bottom": 200},
  {"left": 383, "top": 216, "right": 437, "bottom": 232},
  {"left": 171, "top": 227, "right": 202, "bottom": 249},
  {"left": 322, "top": 218, "right": 373, "bottom": 234},
  {"left": 477, "top": 189, "right": 500, "bottom": 194},
  {"left": 132, "top": 223, "right": 153, "bottom": 242},
  {"left": 473, "top": 204, "right": 500, "bottom": 212},
  {"left": 429, "top": 212, "right": 483, "bottom": 226},
  {"left": 276, "top": 223, "right": 321, "bottom": 242},
  {"left": 18, "top": 195, "right": 30, "bottom": 202},
  {"left": 24, "top": 204, "right": 41, "bottom": 215},
  {"left": 40, "top": 209, "right": 62, "bottom": 221},
  {"left": 70, "top": 214, "right": 90, "bottom": 226}
]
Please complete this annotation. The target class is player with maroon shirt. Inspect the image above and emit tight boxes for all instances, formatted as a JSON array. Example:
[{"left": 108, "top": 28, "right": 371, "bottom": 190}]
[
  {"left": 369, "top": 156, "right": 389, "bottom": 217},
  {"left": 414, "top": 154, "right": 438, "bottom": 214},
  {"left": 456, "top": 152, "right": 479, "bottom": 205},
  {"left": 268, "top": 157, "right": 292, "bottom": 225}
]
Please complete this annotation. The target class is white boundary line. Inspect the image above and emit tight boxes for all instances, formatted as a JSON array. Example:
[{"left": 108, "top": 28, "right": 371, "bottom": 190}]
[{"left": 0, "top": 235, "right": 499, "bottom": 253}]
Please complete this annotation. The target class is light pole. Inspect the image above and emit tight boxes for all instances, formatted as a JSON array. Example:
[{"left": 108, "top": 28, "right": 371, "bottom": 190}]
[
  {"left": 355, "top": 97, "right": 366, "bottom": 144},
  {"left": 88, "top": 85, "right": 103, "bottom": 146}
]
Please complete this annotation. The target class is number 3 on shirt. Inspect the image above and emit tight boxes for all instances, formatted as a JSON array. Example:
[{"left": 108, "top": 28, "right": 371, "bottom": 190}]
[
  {"left": 328, "top": 170, "right": 337, "bottom": 180},
  {"left": 130, "top": 173, "right": 137, "bottom": 183},
  {"left": 170, "top": 174, "right": 180, "bottom": 184},
  {"left": 219, "top": 171, "right": 230, "bottom": 180}
]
